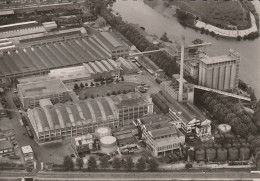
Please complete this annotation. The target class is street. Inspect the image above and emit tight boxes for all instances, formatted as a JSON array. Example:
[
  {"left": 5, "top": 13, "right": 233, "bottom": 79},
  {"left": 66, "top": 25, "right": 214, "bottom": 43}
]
[{"left": 1, "top": 171, "right": 260, "bottom": 181}]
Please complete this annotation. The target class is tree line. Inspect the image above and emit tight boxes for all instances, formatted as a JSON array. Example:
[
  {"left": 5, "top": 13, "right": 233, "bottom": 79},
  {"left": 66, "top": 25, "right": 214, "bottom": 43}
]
[{"left": 63, "top": 155, "right": 159, "bottom": 172}]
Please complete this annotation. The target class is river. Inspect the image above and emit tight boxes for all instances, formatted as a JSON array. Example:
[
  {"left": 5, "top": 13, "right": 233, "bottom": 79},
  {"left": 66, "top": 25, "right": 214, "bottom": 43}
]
[{"left": 112, "top": 0, "right": 260, "bottom": 98}]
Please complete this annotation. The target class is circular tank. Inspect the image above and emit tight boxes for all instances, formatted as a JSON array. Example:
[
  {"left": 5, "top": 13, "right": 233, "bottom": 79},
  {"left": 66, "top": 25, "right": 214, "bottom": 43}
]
[
  {"left": 217, "top": 148, "right": 227, "bottom": 161},
  {"left": 95, "top": 127, "right": 111, "bottom": 139},
  {"left": 224, "top": 143, "right": 232, "bottom": 149},
  {"left": 195, "top": 149, "right": 205, "bottom": 161},
  {"left": 206, "top": 148, "right": 216, "bottom": 161},
  {"left": 100, "top": 136, "right": 117, "bottom": 154},
  {"left": 218, "top": 124, "right": 231, "bottom": 134},
  {"left": 240, "top": 147, "right": 250, "bottom": 160},
  {"left": 232, "top": 143, "right": 241, "bottom": 148},
  {"left": 241, "top": 142, "right": 250, "bottom": 148},
  {"left": 213, "top": 143, "right": 222, "bottom": 149},
  {"left": 228, "top": 148, "right": 239, "bottom": 161}
]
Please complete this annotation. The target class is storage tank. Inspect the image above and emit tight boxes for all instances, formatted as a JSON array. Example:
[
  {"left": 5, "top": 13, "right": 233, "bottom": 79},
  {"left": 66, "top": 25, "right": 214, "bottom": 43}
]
[
  {"left": 217, "top": 148, "right": 227, "bottom": 161},
  {"left": 213, "top": 143, "right": 222, "bottom": 149},
  {"left": 228, "top": 148, "right": 239, "bottom": 161},
  {"left": 195, "top": 149, "right": 205, "bottom": 161},
  {"left": 224, "top": 143, "right": 232, "bottom": 149},
  {"left": 218, "top": 124, "right": 231, "bottom": 134},
  {"left": 100, "top": 136, "right": 117, "bottom": 154},
  {"left": 206, "top": 148, "right": 216, "bottom": 161},
  {"left": 232, "top": 143, "right": 241, "bottom": 148},
  {"left": 240, "top": 147, "right": 250, "bottom": 160},
  {"left": 241, "top": 142, "right": 250, "bottom": 148},
  {"left": 95, "top": 127, "right": 111, "bottom": 139}
]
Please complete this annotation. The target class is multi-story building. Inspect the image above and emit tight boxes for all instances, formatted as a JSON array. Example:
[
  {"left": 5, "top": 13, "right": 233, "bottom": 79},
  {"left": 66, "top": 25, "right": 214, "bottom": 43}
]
[
  {"left": 199, "top": 49, "right": 240, "bottom": 91},
  {"left": 169, "top": 100, "right": 212, "bottom": 140},
  {"left": 27, "top": 93, "right": 150, "bottom": 142},
  {"left": 92, "top": 31, "right": 129, "bottom": 60},
  {"left": 114, "top": 96, "right": 153, "bottom": 126},
  {"left": 160, "top": 74, "right": 194, "bottom": 103},
  {"left": 0, "top": 140, "right": 14, "bottom": 157},
  {"left": 72, "top": 134, "right": 94, "bottom": 155},
  {"left": 17, "top": 79, "right": 70, "bottom": 109},
  {"left": 136, "top": 114, "right": 185, "bottom": 157}
]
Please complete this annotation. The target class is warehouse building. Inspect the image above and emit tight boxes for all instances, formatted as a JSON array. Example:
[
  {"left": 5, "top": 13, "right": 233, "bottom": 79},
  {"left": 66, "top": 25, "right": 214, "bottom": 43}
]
[
  {"left": 72, "top": 134, "right": 94, "bottom": 155},
  {"left": 199, "top": 49, "right": 240, "bottom": 91},
  {"left": 169, "top": 99, "right": 212, "bottom": 140},
  {"left": 27, "top": 93, "right": 152, "bottom": 142},
  {"left": 0, "top": 36, "right": 111, "bottom": 79},
  {"left": 17, "top": 79, "right": 70, "bottom": 109},
  {"left": 92, "top": 31, "right": 129, "bottom": 60},
  {"left": 136, "top": 114, "right": 185, "bottom": 157}
]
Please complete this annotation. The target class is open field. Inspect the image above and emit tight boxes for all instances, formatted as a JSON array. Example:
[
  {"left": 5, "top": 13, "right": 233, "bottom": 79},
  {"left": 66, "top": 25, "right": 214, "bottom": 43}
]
[{"left": 78, "top": 82, "right": 137, "bottom": 100}]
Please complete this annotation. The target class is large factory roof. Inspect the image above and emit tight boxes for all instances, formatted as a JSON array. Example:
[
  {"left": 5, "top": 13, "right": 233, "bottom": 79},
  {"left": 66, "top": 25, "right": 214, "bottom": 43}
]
[
  {"left": 93, "top": 31, "right": 126, "bottom": 52},
  {"left": 115, "top": 94, "right": 147, "bottom": 108},
  {"left": 18, "top": 79, "right": 68, "bottom": 98},
  {"left": 200, "top": 54, "right": 236, "bottom": 65},
  {"left": 0, "top": 37, "right": 111, "bottom": 78},
  {"left": 29, "top": 93, "right": 143, "bottom": 133}
]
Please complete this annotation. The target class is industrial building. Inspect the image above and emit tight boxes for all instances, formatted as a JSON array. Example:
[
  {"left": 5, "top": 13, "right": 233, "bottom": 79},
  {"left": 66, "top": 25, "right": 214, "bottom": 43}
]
[
  {"left": 160, "top": 74, "right": 194, "bottom": 103},
  {"left": 27, "top": 93, "right": 152, "bottom": 142},
  {"left": 0, "top": 140, "right": 14, "bottom": 157},
  {"left": 169, "top": 99, "right": 212, "bottom": 140},
  {"left": 92, "top": 31, "right": 129, "bottom": 60},
  {"left": 136, "top": 114, "right": 185, "bottom": 157},
  {"left": 199, "top": 49, "right": 240, "bottom": 91},
  {"left": 17, "top": 79, "right": 70, "bottom": 109},
  {"left": 21, "top": 145, "right": 34, "bottom": 161},
  {"left": 72, "top": 134, "right": 94, "bottom": 155},
  {"left": 0, "top": 35, "right": 111, "bottom": 79}
]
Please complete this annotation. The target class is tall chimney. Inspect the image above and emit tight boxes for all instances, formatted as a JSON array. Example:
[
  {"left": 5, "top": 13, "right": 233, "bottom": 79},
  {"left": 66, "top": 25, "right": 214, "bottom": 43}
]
[{"left": 178, "top": 35, "right": 185, "bottom": 102}]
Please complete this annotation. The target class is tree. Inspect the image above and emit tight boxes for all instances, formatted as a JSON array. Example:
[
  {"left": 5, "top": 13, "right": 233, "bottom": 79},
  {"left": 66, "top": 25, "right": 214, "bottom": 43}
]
[
  {"left": 160, "top": 32, "right": 169, "bottom": 42},
  {"left": 91, "top": 82, "right": 94, "bottom": 87},
  {"left": 80, "top": 82, "right": 84, "bottom": 89},
  {"left": 117, "top": 90, "right": 121, "bottom": 94},
  {"left": 112, "top": 157, "right": 121, "bottom": 170},
  {"left": 85, "top": 82, "right": 88, "bottom": 87},
  {"left": 63, "top": 155, "right": 74, "bottom": 171},
  {"left": 148, "top": 158, "right": 158, "bottom": 171},
  {"left": 125, "top": 156, "right": 134, "bottom": 171},
  {"left": 137, "top": 126, "right": 142, "bottom": 140},
  {"left": 88, "top": 156, "right": 97, "bottom": 171},
  {"left": 136, "top": 157, "right": 146, "bottom": 171},
  {"left": 106, "top": 92, "right": 110, "bottom": 96},
  {"left": 255, "top": 151, "right": 260, "bottom": 170},
  {"left": 74, "top": 83, "right": 79, "bottom": 90},
  {"left": 123, "top": 90, "right": 127, "bottom": 94},
  {"left": 112, "top": 91, "right": 117, "bottom": 95},
  {"left": 121, "top": 76, "right": 124, "bottom": 81},
  {"left": 76, "top": 158, "right": 84, "bottom": 169},
  {"left": 100, "top": 156, "right": 109, "bottom": 169}
]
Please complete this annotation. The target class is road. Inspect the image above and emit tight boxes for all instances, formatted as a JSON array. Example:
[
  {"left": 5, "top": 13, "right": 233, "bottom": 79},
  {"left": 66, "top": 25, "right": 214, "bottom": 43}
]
[{"left": 1, "top": 171, "right": 260, "bottom": 181}]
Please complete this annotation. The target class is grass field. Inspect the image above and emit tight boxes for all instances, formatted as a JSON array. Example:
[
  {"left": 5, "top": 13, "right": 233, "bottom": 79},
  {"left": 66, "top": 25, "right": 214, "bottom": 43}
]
[
  {"left": 78, "top": 82, "right": 137, "bottom": 100},
  {"left": 146, "top": 0, "right": 252, "bottom": 30}
]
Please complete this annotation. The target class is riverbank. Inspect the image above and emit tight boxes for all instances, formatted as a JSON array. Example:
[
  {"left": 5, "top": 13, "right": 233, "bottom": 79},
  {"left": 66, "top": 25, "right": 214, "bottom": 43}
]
[{"left": 144, "top": 0, "right": 259, "bottom": 40}]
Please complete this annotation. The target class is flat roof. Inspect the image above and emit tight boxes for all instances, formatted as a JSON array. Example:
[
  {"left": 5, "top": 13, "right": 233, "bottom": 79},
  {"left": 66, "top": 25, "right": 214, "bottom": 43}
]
[
  {"left": 0, "top": 140, "right": 13, "bottom": 150},
  {"left": 21, "top": 145, "right": 33, "bottom": 154},
  {"left": 200, "top": 54, "right": 236, "bottom": 65},
  {"left": 18, "top": 79, "right": 68, "bottom": 98}
]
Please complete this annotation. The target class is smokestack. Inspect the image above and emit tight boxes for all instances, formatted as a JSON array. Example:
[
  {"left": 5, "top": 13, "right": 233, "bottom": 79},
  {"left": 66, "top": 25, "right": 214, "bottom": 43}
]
[{"left": 178, "top": 35, "right": 185, "bottom": 102}]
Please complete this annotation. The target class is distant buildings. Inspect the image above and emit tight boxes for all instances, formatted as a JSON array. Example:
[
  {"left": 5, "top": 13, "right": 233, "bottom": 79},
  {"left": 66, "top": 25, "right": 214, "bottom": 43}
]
[
  {"left": 0, "top": 129, "right": 15, "bottom": 141},
  {"left": 17, "top": 79, "right": 70, "bottom": 109},
  {"left": 27, "top": 93, "right": 153, "bottom": 142},
  {"left": 136, "top": 115, "right": 185, "bottom": 157},
  {"left": 198, "top": 49, "right": 240, "bottom": 91}
]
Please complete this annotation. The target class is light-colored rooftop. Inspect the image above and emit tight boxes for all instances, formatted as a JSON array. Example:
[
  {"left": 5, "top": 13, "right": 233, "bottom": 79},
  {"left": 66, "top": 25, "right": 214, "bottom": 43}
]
[
  {"left": 18, "top": 79, "right": 68, "bottom": 98},
  {"left": 200, "top": 54, "right": 236, "bottom": 65},
  {"left": 21, "top": 145, "right": 33, "bottom": 154}
]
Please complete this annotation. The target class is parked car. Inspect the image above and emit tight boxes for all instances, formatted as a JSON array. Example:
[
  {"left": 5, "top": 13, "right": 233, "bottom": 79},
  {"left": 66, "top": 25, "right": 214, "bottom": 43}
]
[{"left": 13, "top": 89, "right": 18, "bottom": 93}]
